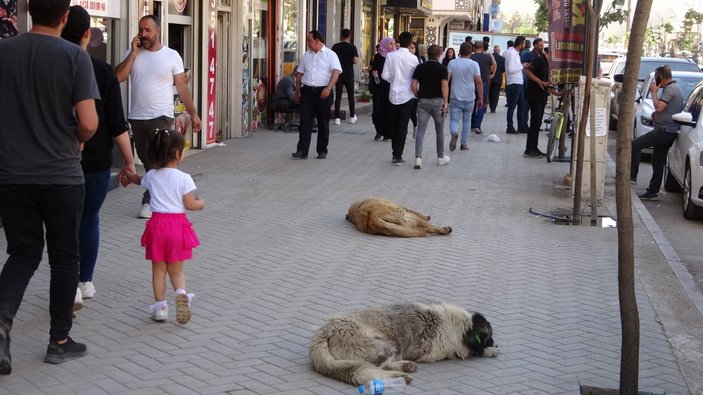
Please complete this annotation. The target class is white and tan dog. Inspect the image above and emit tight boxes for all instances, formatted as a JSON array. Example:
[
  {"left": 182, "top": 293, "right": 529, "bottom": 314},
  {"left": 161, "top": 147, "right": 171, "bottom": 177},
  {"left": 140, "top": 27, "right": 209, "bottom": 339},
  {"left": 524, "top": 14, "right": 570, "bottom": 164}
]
[
  {"left": 309, "top": 303, "right": 498, "bottom": 386},
  {"left": 346, "top": 197, "right": 452, "bottom": 237}
]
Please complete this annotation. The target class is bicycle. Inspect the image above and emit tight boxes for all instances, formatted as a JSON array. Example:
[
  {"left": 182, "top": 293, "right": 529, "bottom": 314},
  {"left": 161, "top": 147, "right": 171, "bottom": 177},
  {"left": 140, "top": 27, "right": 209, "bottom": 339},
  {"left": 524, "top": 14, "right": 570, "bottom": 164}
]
[{"left": 543, "top": 86, "right": 572, "bottom": 162}]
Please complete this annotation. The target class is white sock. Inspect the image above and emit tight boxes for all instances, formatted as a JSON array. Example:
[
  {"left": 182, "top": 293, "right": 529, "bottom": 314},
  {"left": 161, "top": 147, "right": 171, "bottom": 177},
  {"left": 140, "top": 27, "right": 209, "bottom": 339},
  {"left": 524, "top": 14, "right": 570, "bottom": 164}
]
[
  {"left": 154, "top": 300, "right": 167, "bottom": 308},
  {"left": 175, "top": 288, "right": 187, "bottom": 295}
]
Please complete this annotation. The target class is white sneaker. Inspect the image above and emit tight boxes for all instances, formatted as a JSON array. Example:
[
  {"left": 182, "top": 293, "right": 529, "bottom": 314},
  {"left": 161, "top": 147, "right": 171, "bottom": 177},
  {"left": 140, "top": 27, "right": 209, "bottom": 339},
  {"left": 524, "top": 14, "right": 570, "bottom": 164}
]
[
  {"left": 349, "top": 115, "right": 357, "bottom": 124},
  {"left": 437, "top": 155, "right": 451, "bottom": 166},
  {"left": 175, "top": 293, "right": 191, "bottom": 324},
  {"left": 414, "top": 157, "right": 422, "bottom": 169},
  {"left": 334, "top": 118, "right": 341, "bottom": 125},
  {"left": 73, "top": 287, "right": 84, "bottom": 313},
  {"left": 151, "top": 303, "right": 168, "bottom": 322},
  {"left": 79, "top": 281, "right": 95, "bottom": 299},
  {"left": 138, "top": 203, "right": 152, "bottom": 219}
]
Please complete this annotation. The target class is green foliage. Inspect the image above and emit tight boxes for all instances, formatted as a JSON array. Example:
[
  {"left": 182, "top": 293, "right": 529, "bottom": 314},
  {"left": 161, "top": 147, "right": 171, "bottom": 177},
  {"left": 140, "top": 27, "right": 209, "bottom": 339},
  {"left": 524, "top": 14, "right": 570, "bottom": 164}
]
[
  {"left": 599, "top": 0, "right": 628, "bottom": 32},
  {"left": 680, "top": 8, "right": 703, "bottom": 63},
  {"left": 534, "top": 0, "right": 548, "bottom": 33},
  {"left": 504, "top": 12, "right": 538, "bottom": 35}
]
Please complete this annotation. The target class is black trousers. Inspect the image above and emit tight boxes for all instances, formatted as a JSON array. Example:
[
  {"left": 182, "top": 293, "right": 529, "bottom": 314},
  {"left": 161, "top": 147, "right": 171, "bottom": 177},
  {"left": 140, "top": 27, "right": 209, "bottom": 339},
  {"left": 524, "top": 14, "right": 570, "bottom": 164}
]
[
  {"left": 388, "top": 99, "right": 414, "bottom": 159},
  {"left": 334, "top": 76, "right": 355, "bottom": 118},
  {"left": 631, "top": 127, "right": 677, "bottom": 193},
  {"left": 489, "top": 84, "right": 501, "bottom": 113},
  {"left": 526, "top": 97, "right": 546, "bottom": 151},
  {"left": 0, "top": 184, "right": 84, "bottom": 341},
  {"left": 298, "top": 85, "right": 333, "bottom": 155},
  {"left": 129, "top": 116, "right": 174, "bottom": 204},
  {"left": 372, "top": 88, "right": 390, "bottom": 138}
]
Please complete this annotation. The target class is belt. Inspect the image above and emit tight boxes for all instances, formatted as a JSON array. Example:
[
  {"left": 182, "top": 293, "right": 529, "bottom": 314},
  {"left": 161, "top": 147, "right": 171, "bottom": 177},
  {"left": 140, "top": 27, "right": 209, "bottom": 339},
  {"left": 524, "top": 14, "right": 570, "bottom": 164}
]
[{"left": 302, "top": 85, "right": 326, "bottom": 90}]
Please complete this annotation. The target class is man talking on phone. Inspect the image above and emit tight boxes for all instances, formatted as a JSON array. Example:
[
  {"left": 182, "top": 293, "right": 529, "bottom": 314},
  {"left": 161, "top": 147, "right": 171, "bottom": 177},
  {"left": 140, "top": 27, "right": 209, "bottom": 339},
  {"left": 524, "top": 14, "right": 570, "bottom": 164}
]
[
  {"left": 631, "top": 65, "right": 684, "bottom": 201},
  {"left": 115, "top": 15, "right": 201, "bottom": 219}
]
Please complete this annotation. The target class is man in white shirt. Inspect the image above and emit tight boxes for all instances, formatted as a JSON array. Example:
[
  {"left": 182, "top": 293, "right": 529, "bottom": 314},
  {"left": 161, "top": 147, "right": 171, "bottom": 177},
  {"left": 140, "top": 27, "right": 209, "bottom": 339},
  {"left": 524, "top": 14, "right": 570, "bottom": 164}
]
[
  {"left": 116, "top": 15, "right": 201, "bottom": 219},
  {"left": 292, "top": 30, "right": 342, "bottom": 160},
  {"left": 503, "top": 35, "right": 528, "bottom": 134},
  {"left": 382, "top": 31, "right": 419, "bottom": 165}
]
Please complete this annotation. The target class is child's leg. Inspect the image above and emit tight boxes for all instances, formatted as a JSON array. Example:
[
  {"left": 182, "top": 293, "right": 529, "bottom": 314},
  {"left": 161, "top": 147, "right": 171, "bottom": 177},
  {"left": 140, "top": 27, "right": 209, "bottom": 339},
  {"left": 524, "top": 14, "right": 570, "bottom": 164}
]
[
  {"left": 165, "top": 261, "right": 185, "bottom": 291},
  {"left": 166, "top": 261, "right": 191, "bottom": 324},
  {"left": 152, "top": 261, "right": 168, "bottom": 301}
]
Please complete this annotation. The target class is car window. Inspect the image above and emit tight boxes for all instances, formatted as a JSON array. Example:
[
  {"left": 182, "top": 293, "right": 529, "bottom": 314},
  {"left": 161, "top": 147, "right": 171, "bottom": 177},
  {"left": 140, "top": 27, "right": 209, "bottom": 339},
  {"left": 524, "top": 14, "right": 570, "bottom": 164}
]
[
  {"left": 678, "top": 76, "right": 703, "bottom": 100},
  {"left": 685, "top": 83, "right": 703, "bottom": 122}
]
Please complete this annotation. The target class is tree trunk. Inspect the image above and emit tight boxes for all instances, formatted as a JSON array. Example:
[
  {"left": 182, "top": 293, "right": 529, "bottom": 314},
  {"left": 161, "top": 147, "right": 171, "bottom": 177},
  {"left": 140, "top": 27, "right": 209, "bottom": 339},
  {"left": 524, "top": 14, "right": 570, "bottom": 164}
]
[{"left": 616, "top": 0, "right": 653, "bottom": 392}]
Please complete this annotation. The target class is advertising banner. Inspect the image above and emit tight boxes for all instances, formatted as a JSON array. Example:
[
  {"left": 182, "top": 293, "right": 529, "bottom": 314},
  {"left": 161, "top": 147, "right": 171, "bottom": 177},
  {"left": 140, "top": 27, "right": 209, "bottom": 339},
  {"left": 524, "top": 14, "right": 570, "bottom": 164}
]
[
  {"left": 206, "top": 0, "right": 218, "bottom": 144},
  {"left": 548, "top": 0, "right": 586, "bottom": 84},
  {"left": 70, "top": 0, "right": 121, "bottom": 19}
]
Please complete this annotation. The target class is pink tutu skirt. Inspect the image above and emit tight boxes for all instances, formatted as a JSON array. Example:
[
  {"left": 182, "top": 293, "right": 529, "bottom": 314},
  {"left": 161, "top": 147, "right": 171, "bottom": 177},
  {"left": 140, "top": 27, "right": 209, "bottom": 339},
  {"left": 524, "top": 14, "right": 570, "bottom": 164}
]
[{"left": 141, "top": 212, "right": 200, "bottom": 262}]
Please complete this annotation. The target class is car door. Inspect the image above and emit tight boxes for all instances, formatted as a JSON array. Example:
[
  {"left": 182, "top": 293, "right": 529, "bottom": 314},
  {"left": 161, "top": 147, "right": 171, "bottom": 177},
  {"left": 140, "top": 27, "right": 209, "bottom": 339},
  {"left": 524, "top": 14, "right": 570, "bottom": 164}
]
[{"left": 670, "top": 84, "right": 703, "bottom": 182}]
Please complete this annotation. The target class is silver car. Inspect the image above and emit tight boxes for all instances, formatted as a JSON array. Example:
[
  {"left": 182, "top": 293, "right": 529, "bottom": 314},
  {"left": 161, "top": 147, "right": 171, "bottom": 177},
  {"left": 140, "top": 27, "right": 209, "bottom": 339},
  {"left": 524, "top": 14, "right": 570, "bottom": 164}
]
[{"left": 666, "top": 80, "right": 703, "bottom": 219}]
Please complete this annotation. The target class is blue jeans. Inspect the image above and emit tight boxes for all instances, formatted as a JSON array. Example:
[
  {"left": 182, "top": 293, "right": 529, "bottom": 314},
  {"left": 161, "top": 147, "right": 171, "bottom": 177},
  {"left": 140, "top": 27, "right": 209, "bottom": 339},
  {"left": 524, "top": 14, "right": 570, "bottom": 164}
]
[
  {"left": 449, "top": 99, "right": 474, "bottom": 145},
  {"left": 79, "top": 169, "right": 111, "bottom": 282},
  {"left": 505, "top": 84, "right": 525, "bottom": 129},
  {"left": 0, "top": 184, "right": 84, "bottom": 341},
  {"left": 471, "top": 82, "right": 490, "bottom": 129}
]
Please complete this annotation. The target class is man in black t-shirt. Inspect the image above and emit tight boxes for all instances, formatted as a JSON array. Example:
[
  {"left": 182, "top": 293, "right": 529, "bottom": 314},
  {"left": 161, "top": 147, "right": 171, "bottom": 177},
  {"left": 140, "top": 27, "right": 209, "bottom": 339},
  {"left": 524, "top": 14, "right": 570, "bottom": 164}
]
[
  {"left": 523, "top": 38, "right": 550, "bottom": 158},
  {"left": 410, "top": 44, "right": 450, "bottom": 169},
  {"left": 331, "top": 29, "right": 359, "bottom": 125}
]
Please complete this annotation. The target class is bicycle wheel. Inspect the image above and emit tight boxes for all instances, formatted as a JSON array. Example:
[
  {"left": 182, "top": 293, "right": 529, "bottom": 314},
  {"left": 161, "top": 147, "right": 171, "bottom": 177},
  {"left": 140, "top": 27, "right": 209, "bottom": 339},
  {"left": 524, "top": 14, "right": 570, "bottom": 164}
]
[{"left": 546, "top": 112, "right": 563, "bottom": 162}]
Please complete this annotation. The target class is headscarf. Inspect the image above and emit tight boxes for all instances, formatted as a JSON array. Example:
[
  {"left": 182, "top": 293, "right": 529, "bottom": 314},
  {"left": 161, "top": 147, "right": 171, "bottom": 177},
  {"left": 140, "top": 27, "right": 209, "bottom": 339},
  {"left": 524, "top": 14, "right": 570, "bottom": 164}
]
[{"left": 379, "top": 37, "right": 396, "bottom": 58}]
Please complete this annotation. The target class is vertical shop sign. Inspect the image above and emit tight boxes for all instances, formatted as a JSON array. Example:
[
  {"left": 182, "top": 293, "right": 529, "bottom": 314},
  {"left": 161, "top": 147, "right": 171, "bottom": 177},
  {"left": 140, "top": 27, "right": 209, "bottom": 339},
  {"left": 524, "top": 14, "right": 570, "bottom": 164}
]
[
  {"left": 548, "top": 0, "right": 586, "bottom": 84},
  {"left": 206, "top": 0, "right": 218, "bottom": 144}
]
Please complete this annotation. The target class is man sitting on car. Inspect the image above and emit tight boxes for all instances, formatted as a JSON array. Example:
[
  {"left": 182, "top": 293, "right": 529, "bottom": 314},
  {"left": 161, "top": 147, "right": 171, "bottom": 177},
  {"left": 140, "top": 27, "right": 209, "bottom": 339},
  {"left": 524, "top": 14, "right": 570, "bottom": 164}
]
[{"left": 631, "top": 65, "right": 684, "bottom": 201}]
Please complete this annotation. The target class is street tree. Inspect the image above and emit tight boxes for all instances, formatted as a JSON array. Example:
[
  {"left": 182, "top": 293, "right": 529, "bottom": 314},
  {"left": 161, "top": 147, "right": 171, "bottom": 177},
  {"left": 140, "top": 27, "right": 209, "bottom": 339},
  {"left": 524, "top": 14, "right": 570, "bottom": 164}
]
[
  {"left": 680, "top": 9, "right": 703, "bottom": 63},
  {"left": 533, "top": 0, "right": 627, "bottom": 33}
]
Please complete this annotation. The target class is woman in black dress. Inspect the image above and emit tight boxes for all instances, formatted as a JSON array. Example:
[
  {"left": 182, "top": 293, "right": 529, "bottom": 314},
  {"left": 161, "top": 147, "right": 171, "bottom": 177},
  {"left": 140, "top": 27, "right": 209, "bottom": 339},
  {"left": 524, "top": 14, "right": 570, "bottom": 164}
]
[{"left": 370, "top": 37, "right": 396, "bottom": 141}]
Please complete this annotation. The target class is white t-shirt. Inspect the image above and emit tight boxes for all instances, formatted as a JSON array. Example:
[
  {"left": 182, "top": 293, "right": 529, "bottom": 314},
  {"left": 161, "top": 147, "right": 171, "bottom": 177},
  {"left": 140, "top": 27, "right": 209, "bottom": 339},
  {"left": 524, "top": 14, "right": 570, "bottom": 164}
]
[
  {"left": 297, "top": 46, "right": 342, "bottom": 87},
  {"left": 124, "top": 46, "right": 185, "bottom": 120},
  {"left": 141, "top": 168, "right": 196, "bottom": 213}
]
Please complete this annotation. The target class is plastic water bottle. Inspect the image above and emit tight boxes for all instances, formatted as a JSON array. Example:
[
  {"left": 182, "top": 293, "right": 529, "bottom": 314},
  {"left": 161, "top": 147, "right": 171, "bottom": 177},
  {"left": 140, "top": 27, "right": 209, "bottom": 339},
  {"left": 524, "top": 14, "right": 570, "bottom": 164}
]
[
  {"left": 373, "top": 70, "right": 381, "bottom": 85},
  {"left": 358, "top": 378, "right": 406, "bottom": 394}
]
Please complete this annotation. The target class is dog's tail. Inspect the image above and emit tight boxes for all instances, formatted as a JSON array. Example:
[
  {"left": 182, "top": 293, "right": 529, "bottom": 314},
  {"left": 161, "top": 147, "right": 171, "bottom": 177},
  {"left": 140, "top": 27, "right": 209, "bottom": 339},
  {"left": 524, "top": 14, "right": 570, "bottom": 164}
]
[{"left": 309, "top": 335, "right": 411, "bottom": 386}]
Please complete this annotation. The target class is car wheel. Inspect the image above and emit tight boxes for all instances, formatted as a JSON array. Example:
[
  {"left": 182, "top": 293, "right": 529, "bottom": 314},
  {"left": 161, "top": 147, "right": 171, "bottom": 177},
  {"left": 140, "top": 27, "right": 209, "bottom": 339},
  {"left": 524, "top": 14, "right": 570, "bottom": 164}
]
[
  {"left": 682, "top": 164, "right": 703, "bottom": 220},
  {"left": 663, "top": 161, "right": 681, "bottom": 192}
]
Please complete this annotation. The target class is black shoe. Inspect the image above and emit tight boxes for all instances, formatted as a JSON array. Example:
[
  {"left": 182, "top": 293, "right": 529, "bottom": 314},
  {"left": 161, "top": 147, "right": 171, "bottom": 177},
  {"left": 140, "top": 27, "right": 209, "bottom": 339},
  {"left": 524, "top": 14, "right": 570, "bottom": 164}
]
[
  {"left": 449, "top": 134, "right": 458, "bottom": 151},
  {"left": 474, "top": 128, "right": 483, "bottom": 135},
  {"left": 534, "top": 148, "right": 547, "bottom": 156},
  {"left": 0, "top": 325, "right": 11, "bottom": 375},
  {"left": 460, "top": 144, "right": 469, "bottom": 151},
  {"left": 44, "top": 337, "right": 87, "bottom": 364},
  {"left": 374, "top": 134, "right": 382, "bottom": 141},
  {"left": 382, "top": 137, "right": 391, "bottom": 142},
  {"left": 638, "top": 190, "right": 659, "bottom": 201},
  {"left": 630, "top": 177, "right": 637, "bottom": 185},
  {"left": 518, "top": 127, "right": 528, "bottom": 134},
  {"left": 506, "top": 127, "right": 519, "bottom": 135},
  {"left": 523, "top": 149, "right": 543, "bottom": 158},
  {"left": 291, "top": 151, "right": 307, "bottom": 159},
  {"left": 392, "top": 158, "right": 406, "bottom": 166},
  {"left": 317, "top": 153, "right": 327, "bottom": 159}
]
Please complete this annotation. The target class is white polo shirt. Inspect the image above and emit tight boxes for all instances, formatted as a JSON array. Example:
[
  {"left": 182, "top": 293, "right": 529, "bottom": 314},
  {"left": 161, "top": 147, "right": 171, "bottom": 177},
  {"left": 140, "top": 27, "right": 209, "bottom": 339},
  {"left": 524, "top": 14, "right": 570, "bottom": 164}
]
[
  {"left": 124, "top": 46, "right": 185, "bottom": 120},
  {"left": 381, "top": 47, "right": 419, "bottom": 105},
  {"left": 297, "top": 46, "right": 342, "bottom": 87},
  {"left": 504, "top": 47, "right": 524, "bottom": 86}
]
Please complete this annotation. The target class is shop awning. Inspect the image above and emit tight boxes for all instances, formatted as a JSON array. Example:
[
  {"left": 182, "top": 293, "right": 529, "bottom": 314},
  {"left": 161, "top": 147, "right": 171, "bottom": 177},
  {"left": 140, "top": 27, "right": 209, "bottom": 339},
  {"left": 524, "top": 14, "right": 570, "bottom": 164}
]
[{"left": 384, "top": 0, "right": 432, "bottom": 16}]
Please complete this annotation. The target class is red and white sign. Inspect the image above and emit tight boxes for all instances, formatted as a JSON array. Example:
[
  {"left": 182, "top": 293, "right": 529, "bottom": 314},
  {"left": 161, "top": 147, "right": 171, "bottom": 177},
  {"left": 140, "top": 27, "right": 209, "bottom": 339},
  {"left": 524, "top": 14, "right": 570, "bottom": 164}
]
[
  {"left": 70, "top": 0, "right": 120, "bottom": 19},
  {"left": 205, "top": 0, "right": 217, "bottom": 145}
]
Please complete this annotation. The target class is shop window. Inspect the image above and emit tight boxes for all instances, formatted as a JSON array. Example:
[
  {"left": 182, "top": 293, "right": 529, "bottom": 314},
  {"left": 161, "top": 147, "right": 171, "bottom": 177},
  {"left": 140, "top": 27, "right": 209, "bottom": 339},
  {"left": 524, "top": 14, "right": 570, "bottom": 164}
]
[{"left": 282, "top": 0, "right": 299, "bottom": 76}]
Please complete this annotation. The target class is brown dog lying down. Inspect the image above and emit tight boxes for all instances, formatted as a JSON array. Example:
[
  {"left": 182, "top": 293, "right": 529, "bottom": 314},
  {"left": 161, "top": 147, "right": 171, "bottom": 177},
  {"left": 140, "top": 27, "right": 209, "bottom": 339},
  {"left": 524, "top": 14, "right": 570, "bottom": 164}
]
[{"left": 346, "top": 197, "right": 452, "bottom": 237}]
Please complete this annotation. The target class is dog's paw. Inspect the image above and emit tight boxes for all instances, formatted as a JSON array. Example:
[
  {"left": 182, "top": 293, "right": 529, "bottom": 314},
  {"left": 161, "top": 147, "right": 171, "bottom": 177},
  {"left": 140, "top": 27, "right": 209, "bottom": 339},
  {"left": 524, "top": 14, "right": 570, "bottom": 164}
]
[
  {"left": 483, "top": 347, "right": 499, "bottom": 358},
  {"left": 425, "top": 215, "right": 431, "bottom": 221},
  {"left": 400, "top": 361, "right": 417, "bottom": 373}
]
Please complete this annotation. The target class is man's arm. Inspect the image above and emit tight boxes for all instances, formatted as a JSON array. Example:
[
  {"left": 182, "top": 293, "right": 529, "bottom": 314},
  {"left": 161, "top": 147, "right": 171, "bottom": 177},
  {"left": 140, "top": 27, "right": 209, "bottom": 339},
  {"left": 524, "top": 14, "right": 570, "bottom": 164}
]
[
  {"left": 75, "top": 99, "right": 98, "bottom": 142},
  {"left": 474, "top": 75, "right": 484, "bottom": 109},
  {"left": 411, "top": 79, "right": 419, "bottom": 96},
  {"left": 321, "top": 69, "right": 341, "bottom": 99},
  {"left": 489, "top": 53, "right": 497, "bottom": 79},
  {"left": 381, "top": 56, "right": 392, "bottom": 82},
  {"left": 115, "top": 36, "right": 140, "bottom": 82},
  {"left": 441, "top": 79, "right": 449, "bottom": 106},
  {"left": 294, "top": 71, "right": 303, "bottom": 103},
  {"left": 174, "top": 72, "right": 202, "bottom": 132},
  {"left": 650, "top": 84, "right": 670, "bottom": 113}
]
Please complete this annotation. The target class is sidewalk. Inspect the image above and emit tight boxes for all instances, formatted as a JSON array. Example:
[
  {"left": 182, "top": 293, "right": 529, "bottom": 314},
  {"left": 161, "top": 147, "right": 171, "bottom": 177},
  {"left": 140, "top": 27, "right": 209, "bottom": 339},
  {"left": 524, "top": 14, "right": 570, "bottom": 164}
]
[{"left": 0, "top": 97, "right": 701, "bottom": 394}]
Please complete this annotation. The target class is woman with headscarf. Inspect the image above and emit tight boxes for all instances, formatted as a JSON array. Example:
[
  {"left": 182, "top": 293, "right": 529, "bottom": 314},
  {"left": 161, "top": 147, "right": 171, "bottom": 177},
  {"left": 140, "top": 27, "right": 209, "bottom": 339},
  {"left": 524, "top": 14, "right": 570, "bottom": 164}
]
[{"left": 370, "top": 37, "right": 396, "bottom": 141}]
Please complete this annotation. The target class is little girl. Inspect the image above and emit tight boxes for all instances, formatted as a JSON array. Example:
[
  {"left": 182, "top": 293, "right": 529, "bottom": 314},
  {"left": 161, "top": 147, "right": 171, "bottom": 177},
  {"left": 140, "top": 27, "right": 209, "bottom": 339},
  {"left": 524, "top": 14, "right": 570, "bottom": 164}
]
[{"left": 123, "top": 129, "right": 205, "bottom": 323}]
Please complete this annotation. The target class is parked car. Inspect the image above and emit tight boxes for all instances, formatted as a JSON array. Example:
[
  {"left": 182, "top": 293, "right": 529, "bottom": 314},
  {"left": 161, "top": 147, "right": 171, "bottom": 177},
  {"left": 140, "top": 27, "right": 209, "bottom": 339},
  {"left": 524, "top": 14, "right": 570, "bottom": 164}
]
[
  {"left": 599, "top": 50, "right": 624, "bottom": 78},
  {"left": 666, "top": 80, "right": 703, "bottom": 219},
  {"left": 633, "top": 71, "right": 703, "bottom": 156},
  {"left": 610, "top": 57, "right": 701, "bottom": 128}
]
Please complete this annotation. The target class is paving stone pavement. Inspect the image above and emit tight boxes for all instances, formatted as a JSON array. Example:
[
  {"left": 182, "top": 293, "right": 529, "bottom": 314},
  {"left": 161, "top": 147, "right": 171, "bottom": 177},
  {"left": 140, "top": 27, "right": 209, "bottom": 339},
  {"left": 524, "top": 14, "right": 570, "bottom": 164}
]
[{"left": 1, "top": 98, "right": 702, "bottom": 394}]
